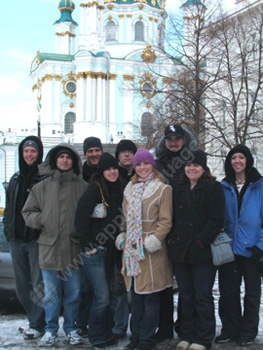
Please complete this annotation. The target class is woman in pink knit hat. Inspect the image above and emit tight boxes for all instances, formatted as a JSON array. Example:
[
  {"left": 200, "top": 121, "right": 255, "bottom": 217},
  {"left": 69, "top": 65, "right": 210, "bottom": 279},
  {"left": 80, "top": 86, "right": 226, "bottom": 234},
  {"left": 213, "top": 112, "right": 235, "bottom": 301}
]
[{"left": 115, "top": 148, "right": 173, "bottom": 350}]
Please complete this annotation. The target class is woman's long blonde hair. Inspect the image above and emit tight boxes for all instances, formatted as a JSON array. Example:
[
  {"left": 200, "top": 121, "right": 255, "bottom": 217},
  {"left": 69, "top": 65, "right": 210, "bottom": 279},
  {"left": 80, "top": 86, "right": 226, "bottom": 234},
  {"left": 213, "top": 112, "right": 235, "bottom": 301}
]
[{"left": 131, "top": 168, "right": 165, "bottom": 184}]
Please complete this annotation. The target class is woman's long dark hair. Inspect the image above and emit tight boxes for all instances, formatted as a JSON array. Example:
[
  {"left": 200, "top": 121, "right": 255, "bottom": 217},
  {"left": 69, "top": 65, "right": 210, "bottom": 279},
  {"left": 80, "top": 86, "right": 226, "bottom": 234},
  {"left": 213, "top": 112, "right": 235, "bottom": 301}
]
[
  {"left": 179, "top": 169, "right": 216, "bottom": 185},
  {"left": 89, "top": 171, "right": 126, "bottom": 203}
]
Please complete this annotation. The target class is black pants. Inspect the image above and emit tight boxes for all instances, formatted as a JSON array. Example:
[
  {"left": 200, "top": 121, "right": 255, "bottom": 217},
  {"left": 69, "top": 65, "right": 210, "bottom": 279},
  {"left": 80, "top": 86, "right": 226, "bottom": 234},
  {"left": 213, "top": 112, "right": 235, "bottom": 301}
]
[
  {"left": 218, "top": 256, "right": 262, "bottom": 340},
  {"left": 157, "top": 287, "right": 174, "bottom": 339},
  {"left": 173, "top": 260, "right": 216, "bottom": 348}
]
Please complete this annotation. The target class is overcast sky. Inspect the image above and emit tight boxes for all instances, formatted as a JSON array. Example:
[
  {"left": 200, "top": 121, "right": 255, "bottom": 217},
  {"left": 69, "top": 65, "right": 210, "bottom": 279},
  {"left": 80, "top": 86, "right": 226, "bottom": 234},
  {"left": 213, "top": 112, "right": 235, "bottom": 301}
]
[{"left": 0, "top": 0, "right": 236, "bottom": 134}]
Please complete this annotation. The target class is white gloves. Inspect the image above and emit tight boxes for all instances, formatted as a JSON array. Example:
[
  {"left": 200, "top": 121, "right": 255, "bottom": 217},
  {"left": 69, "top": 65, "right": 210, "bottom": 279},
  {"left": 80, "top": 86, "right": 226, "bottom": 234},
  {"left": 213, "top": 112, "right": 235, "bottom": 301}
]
[
  {"left": 115, "top": 232, "right": 126, "bottom": 250},
  {"left": 115, "top": 232, "right": 162, "bottom": 253},
  {"left": 144, "top": 235, "right": 162, "bottom": 254}
]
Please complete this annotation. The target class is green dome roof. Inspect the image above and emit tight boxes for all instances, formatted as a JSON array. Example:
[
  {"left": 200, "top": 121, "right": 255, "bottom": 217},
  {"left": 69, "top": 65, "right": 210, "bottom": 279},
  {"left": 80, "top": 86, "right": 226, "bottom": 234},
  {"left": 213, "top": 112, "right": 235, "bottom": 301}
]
[
  {"left": 58, "top": 0, "right": 75, "bottom": 11},
  {"left": 110, "top": 0, "right": 161, "bottom": 9},
  {"left": 181, "top": 0, "right": 205, "bottom": 8},
  {"left": 55, "top": 0, "right": 77, "bottom": 25}
]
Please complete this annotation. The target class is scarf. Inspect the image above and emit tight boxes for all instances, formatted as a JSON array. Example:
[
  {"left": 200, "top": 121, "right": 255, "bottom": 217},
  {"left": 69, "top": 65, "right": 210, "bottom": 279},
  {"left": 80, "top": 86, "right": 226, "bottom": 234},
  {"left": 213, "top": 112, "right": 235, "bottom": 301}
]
[{"left": 123, "top": 173, "right": 154, "bottom": 276}]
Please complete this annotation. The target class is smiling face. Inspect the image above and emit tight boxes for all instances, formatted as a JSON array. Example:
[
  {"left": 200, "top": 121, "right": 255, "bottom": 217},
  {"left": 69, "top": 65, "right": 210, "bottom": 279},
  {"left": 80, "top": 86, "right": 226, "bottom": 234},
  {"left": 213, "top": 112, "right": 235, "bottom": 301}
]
[
  {"left": 23, "top": 146, "right": 39, "bottom": 166},
  {"left": 56, "top": 153, "right": 73, "bottom": 172},
  {"left": 86, "top": 147, "right": 103, "bottom": 167},
  {"left": 165, "top": 136, "right": 185, "bottom": 153},
  {"left": 231, "top": 152, "right": 247, "bottom": 177},
  {"left": 135, "top": 162, "right": 153, "bottom": 180},
  {"left": 185, "top": 163, "right": 205, "bottom": 187},
  {"left": 103, "top": 167, "right": 119, "bottom": 182}
]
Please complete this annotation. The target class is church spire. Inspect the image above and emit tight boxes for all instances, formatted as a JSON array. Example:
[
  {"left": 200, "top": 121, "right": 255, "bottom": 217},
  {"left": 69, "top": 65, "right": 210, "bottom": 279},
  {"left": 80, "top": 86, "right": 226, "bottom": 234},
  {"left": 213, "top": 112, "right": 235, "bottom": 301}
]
[{"left": 54, "top": 0, "right": 78, "bottom": 55}]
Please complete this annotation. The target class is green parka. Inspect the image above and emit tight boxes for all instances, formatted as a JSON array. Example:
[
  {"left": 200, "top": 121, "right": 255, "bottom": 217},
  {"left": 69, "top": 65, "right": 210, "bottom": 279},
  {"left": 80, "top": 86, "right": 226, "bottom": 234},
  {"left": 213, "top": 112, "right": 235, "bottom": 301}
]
[{"left": 22, "top": 143, "right": 88, "bottom": 270}]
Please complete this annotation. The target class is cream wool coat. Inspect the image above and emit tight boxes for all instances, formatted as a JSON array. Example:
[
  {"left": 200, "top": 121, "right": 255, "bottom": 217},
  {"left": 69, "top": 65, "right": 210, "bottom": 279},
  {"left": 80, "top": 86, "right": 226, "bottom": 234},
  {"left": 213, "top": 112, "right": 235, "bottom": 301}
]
[{"left": 121, "top": 178, "right": 173, "bottom": 294}]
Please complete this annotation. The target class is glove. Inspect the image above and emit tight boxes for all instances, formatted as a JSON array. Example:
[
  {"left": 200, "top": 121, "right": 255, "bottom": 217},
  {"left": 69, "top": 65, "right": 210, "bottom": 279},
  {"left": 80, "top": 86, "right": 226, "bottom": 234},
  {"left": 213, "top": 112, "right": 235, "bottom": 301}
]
[
  {"left": 115, "top": 232, "right": 126, "bottom": 250},
  {"left": 144, "top": 235, "right": 162, "bottom": 254},
  {"left": 246, "top": 246, "right": 263, "bottom": 261}
]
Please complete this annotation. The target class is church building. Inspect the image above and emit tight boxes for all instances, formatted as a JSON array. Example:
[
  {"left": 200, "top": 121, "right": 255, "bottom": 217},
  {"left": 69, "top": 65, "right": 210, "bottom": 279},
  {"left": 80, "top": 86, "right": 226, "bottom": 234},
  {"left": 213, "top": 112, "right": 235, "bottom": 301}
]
[{"left": 30, "top": 0, "right": 174, "bottom": 144}]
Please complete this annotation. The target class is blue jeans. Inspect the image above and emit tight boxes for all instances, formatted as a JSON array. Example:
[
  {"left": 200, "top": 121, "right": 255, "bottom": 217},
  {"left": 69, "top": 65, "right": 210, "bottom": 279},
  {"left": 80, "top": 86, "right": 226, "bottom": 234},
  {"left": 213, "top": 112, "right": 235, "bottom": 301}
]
[
  {"left": 41, "top": 269, "right": 81, "bottom": 335},
  {"left": 9, "top": 240, "right": 45, "bottom": 331},
  {"left": 173, "top": 260, "right": 216, "bottom": 349},
  {"left": 130, "top": 285, "right": 160, "bottom": 349},
  {"left": 112, "top": 292, "right": 129, "bottom": 337},
  {"left": 82, "top": 248, "right": 114, "bottom": 345}
]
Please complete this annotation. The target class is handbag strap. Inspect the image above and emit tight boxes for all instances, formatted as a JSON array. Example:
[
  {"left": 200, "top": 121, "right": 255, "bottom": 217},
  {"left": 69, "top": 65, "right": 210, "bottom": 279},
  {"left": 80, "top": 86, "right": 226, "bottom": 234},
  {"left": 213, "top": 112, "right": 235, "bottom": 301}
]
[{"left": 95, "top": 183, "right": 109, "bottom": 207}]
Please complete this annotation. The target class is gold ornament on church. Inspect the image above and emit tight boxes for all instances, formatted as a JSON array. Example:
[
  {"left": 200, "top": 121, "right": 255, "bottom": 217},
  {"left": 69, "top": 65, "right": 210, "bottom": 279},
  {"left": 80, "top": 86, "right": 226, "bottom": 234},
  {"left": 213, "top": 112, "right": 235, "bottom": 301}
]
[
  {"left": 140, "top": 74, "right": 157, "bottom": 99},
  {"left": 63, "top": 73, "right": 77, "bottom": 98},
  {"left": 142, "top": 44, "right": 156, "bottom": 63}
]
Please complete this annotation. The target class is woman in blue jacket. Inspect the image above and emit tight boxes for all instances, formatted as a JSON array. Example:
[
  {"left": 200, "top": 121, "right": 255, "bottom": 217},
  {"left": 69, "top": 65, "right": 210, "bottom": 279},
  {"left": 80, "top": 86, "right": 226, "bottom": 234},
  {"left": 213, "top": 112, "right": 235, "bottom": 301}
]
[{"left": 216, "top": 144, "right": 263, "bottom": 347}]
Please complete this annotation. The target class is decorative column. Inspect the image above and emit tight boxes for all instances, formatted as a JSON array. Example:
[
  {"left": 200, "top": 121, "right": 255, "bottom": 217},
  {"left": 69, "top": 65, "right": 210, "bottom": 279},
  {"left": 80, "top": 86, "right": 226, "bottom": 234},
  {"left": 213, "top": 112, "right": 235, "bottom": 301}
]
[
  {"left": 109, "top": 74, "right": 117, "bottom": 124},
  {"left": 126, "top": 14, "right": 132, "bottom": 43},
  {"left": 96, "top": 73, "right": 103, "bottom": 122},
  {"left": 54, "top": 74, "right": 62, "bottom": 126},
  {"left": 123, "top": 74, "right": 135, "bottom": 138},
  {"left": 76, "top": 72, "right": 86, "bottom": 123},
  {"left": 118, "top": 14, "right": 124, "bottom": 43},
  {"left": 85, "top": 72, "right": 93, "bottom": 121}
]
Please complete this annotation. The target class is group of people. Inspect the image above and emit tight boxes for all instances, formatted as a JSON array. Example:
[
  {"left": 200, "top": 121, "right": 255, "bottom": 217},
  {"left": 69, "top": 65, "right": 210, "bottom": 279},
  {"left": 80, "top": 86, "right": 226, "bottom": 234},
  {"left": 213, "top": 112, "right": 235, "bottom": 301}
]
[{"left": 3, "top": 125, "right": 263, "bottom": 350}]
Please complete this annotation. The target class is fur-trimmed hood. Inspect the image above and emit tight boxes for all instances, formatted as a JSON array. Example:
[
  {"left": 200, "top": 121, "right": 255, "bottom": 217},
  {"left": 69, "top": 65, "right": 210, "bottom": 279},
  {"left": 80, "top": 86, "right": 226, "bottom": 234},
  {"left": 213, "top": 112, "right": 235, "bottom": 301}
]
[
  {"left": 154, "top": 127, "right": 196, "bottom": 184},
  {"left": 123, "top": 178, "right": 168, "bottom": 203},
  {"left": 40, "top": 143, "right": 83, "bottom": 177},
  {"left": 155, "top": 126, "right": 196, "bottom": 160}
]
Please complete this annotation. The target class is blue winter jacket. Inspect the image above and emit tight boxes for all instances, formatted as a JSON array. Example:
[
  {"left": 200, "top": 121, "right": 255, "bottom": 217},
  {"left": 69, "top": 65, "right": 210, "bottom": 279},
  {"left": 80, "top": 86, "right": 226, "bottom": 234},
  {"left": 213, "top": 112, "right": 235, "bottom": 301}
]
[{"left": 221, "top": 178, "right": 263, "bottom": 257}]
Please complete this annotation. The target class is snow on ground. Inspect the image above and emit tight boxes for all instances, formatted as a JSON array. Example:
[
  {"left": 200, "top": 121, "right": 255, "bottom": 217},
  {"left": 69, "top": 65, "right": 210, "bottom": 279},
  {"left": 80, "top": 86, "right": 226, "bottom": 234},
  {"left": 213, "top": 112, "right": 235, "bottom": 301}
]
[{"left": 0, "top": 274, "right": 262, "bottom": 349}]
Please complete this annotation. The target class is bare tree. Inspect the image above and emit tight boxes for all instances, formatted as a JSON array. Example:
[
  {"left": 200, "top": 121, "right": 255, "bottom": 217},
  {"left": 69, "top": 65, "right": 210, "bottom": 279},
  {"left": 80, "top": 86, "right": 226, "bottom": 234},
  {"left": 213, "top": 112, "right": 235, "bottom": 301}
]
[
  {"left": 121, "top": 0, "right": 263, "bottom": 173},
  {"left": 132, "top": 0, "right": 223, "bottom": 149},
  {"left": 204, "top": 2, "right": 263, "bottom": 164}
]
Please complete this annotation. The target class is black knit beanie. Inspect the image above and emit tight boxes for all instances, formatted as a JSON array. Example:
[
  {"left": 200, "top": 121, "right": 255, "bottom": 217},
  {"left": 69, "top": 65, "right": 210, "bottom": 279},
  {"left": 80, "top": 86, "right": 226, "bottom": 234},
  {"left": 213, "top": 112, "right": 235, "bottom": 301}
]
[
  {"left": 83, "top": 137, "right": 103, "bottom": 155},
  {"left": 97, "top": 153, "right": 119, "bottom": 175},
  {"left": 187, "top": 149, "right": 208, "bottom": 171},
  {"left": 115, "top": 139, "right": 137, "bottom": 159}
]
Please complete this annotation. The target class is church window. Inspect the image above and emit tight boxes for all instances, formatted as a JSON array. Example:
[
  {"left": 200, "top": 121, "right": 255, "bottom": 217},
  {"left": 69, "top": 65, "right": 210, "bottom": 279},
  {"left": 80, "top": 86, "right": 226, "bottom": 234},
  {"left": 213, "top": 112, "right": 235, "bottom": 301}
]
[
  {"left": 135, "top": 21, "right": 144, "bottom": 41},
  {"left": 64, "top": 112, "right": 76, "bottom": 134},
  {"left": 106, "top": 21, "right": 117, "bottom": 41},
  {"left": 141, "top": 112, "right": 153, "bottom": 137},
  {"left": 65, "top": 81, "right": 76, "bottom": 94}
]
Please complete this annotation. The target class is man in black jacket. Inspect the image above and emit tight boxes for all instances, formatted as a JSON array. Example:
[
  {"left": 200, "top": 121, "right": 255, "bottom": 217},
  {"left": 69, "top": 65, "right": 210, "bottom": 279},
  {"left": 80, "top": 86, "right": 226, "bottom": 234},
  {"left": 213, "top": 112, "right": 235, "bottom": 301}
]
[
  {"left": 155, "top": 124, "right": 196, "bottom": 342},
  {"left": 115, "top": 139, "right": 137, "bottom": 183},
  {"left": 112, "top": 139, "right": 137, "bottom": 340},
  {"left": 77, "top": 136, "right": 104, "bottom": 337},
  {"left": 3, "top": 136, "right": 46, "bottom": 339},
  {"left": 82, "top": 136, "right": 103, "bottom": 182}
]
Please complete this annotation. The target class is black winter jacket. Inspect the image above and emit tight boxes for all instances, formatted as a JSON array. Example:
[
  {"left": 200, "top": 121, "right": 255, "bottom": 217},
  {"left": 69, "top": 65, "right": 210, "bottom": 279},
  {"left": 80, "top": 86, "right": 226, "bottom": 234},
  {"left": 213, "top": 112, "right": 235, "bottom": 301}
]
[
  {"left": 4, "top": 136, "right": 46, "bottom": 241},
  {"left": 75, "top": 181, "right": 123, "bottom": 252},
  {"left": 167, "top": 179, "right": 225, "bottom": 263},
  {"left": 82, "top": 161, "right": 97, "bottom": 183}
]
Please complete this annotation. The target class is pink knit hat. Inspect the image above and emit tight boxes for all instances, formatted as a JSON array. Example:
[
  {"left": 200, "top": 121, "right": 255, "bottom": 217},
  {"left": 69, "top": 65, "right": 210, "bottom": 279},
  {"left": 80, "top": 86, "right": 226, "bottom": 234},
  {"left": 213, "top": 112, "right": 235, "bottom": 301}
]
[{"left": 133, "top": 148, "right": 156, "bottom": 168}]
